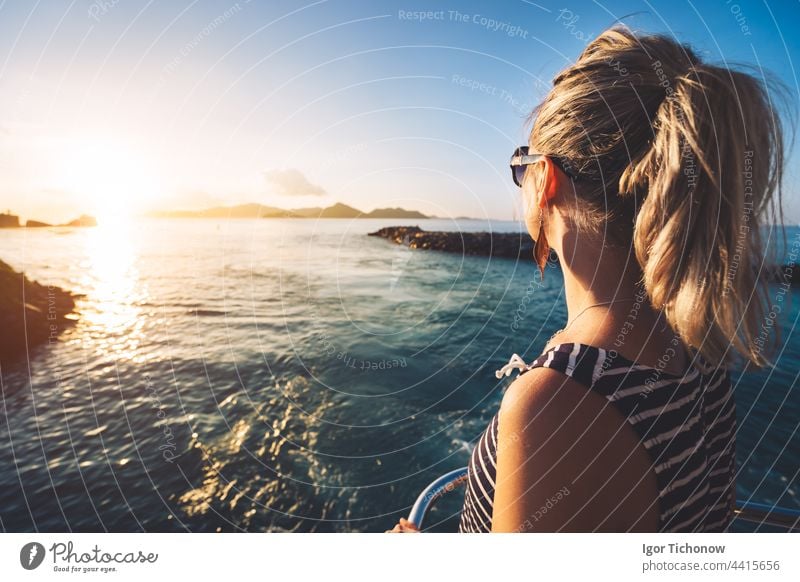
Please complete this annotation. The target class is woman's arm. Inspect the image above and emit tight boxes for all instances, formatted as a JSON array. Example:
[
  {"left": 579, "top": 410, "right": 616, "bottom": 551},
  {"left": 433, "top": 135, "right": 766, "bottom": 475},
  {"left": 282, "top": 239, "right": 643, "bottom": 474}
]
[{"left": 491, "top": 368, "right": 632, "bottom": 532}]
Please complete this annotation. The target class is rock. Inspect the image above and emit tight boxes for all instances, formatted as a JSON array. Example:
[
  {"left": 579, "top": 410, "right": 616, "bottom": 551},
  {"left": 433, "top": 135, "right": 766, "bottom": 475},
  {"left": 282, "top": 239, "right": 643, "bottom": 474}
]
[
  {"left": 0, "top": 213, "right": 97, "bottom": 229},
  {"left": 368, "top": 226, "right": 535, "bottom": 260},
  {"left": 0, "top": 260, "right": 77, "bottom": 364},
  {"left": 0, "top": 212, "right": 20, "bottom": 228}
]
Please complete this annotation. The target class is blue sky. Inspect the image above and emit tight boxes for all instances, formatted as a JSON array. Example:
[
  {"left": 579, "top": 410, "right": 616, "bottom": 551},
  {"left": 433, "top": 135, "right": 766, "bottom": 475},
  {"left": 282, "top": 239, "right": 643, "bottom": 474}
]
[{"left": 0, "top": 0, "right": 797, "bottom": 223}]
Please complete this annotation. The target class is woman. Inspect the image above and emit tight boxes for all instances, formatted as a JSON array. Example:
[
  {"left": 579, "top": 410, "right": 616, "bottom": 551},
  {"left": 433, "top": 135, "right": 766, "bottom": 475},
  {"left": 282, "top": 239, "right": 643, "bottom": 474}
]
[{"left": 390, "top": 25, "right": 786, "bottom": 533}]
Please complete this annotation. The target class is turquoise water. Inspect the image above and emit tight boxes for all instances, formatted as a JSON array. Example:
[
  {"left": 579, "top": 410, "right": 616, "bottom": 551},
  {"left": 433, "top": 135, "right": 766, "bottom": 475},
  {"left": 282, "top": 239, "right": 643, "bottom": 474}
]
[{"left": 0, "top": 219, "right": 797, "bottom": 531}]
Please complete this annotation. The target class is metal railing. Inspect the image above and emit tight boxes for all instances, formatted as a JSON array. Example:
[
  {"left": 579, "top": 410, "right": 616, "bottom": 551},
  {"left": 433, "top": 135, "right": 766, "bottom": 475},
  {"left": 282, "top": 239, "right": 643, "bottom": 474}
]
[
  {"left": 408, "top": 467, "right": 800, "bottom": 532},
  {"left": 407, "top": 467, "right": 469, "bottom": 528},
  {"left": 733, "top": 500, "right": 800, "bottom": 530}
]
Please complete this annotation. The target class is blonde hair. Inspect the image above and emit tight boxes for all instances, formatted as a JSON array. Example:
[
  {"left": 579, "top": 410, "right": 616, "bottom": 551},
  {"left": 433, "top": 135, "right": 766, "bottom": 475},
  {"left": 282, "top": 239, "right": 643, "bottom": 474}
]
[{"left": 529, "top": 26, "right": 789, "bottom": 367}]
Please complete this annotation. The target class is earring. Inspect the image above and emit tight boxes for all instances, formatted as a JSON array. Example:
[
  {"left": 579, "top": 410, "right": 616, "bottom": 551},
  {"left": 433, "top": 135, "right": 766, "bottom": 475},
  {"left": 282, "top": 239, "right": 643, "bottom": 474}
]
[{"left": 533, "top": 208, "right": 549, "bottom": 278}]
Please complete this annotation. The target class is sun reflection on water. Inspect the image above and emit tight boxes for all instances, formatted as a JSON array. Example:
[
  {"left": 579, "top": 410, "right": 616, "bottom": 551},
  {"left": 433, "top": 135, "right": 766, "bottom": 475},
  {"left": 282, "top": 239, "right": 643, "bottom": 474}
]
[{"left": 79, "top": 217, "right": 147, "bottom": 356}]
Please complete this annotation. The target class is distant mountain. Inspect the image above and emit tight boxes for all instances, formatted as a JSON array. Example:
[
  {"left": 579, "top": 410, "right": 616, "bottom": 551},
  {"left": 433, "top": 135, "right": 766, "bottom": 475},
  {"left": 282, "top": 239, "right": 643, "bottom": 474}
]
[
  {"left": 61, "top": 215, "right": 98, "bottom": 227},
  {"left": 291, "top": 202, "right": 361, "bottom": 218},
  {"left": 150, "top": 203, "right": 293, "bottom": 219},
  {"left": 365, "top": 207, "right": 428, "bottom": 219},
  {"left": 149, "top": 202, "right": 428, "bottom": 219}
]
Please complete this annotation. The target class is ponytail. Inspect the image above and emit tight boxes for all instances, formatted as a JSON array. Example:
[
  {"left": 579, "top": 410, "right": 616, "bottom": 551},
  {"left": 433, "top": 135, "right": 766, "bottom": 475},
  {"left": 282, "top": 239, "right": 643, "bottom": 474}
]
[{"left": 620, "top": 63, "right": 785, "bottom": 366}]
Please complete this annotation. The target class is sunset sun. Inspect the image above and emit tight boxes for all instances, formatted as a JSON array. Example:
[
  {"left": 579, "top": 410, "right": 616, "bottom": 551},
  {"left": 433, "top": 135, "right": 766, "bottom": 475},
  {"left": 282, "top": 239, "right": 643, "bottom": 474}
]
[{"left": 57, "top": 138, "right": 161, "bottom": 225}]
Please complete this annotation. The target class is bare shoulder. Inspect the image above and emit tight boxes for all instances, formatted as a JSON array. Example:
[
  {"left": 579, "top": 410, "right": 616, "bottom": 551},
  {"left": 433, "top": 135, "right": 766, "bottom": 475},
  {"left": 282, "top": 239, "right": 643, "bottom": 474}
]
[
  {"left": 492, "top": 367, "right": 659, "bottom": 531},
  {"left": 497, "top": 366, "right": 634, "bottom": 466},
  {"left": 498, "top": 367, "right": 595, "bottom": 434}
]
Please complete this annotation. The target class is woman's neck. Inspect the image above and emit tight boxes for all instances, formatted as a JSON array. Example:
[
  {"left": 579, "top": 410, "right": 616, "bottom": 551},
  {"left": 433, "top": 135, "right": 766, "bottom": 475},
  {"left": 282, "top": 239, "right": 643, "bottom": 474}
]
[
  {"left": 559, "top": 240, "right": 642, "bottom": 320},
  {"left": 549, "top": 232, "right": 689, "bottom": 375}
]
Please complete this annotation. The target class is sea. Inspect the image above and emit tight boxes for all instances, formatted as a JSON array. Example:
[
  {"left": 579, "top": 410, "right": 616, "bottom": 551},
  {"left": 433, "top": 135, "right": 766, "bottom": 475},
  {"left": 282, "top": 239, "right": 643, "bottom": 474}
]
[{"left": 0, "top": 218, "right": 797, "bottom": 532}]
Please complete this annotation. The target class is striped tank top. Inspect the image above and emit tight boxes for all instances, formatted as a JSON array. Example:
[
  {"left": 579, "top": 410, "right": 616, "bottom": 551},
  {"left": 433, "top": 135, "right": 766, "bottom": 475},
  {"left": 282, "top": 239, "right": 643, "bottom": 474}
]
[{"left": 459, "top": 342, "right": 736, "bottom": 533}]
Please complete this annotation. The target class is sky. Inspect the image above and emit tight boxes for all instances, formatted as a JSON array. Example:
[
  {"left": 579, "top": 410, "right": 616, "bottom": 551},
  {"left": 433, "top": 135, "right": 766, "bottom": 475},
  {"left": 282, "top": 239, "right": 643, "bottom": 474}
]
[{"left": 0, "top": 0, "right": 797, "bottom": 223}]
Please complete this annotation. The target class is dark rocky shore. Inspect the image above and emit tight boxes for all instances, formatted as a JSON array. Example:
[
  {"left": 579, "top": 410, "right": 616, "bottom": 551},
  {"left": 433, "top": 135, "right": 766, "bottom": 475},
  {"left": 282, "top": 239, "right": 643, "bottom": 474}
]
[
  {"left": 368, "top": 226, "right": 534, "bottom": 259},
  {"left": 368, "top": 226, "right": 798, "bottom": 286},
  {"left": 0, "top": 260, "right": 76, "bottom": 364}
]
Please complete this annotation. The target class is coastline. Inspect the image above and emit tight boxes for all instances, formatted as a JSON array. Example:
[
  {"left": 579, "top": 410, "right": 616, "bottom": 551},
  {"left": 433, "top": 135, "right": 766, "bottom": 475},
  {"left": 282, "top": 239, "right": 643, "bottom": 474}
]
[{"left": 0, "top": 259, "right": 77, "bottom": 364}]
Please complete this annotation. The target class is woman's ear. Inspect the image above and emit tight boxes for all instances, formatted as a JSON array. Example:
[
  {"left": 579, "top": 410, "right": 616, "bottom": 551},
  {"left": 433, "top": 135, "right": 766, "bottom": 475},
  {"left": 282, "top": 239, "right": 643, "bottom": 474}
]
[{"left": 538, "top": 157, "right": 559, "bottom": 209}]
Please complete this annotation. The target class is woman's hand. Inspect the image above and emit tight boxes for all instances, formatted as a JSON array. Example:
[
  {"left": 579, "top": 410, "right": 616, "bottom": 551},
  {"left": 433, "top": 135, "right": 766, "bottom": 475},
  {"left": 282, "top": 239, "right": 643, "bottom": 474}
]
[{"left": 385, "top": 517, "right": 420, "bottom": 533}]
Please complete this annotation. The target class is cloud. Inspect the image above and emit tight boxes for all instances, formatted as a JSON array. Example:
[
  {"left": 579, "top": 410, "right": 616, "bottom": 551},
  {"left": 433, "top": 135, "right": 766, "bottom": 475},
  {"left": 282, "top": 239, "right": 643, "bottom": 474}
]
[{"left": 264, "top": 168, "right": 326, "bottom": 197}]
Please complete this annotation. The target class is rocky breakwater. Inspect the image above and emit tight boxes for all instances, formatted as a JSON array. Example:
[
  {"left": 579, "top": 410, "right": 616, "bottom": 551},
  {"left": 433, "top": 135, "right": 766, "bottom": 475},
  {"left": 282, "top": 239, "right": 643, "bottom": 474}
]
[
  {"left": 368, "top": 226, "right": 534, "bottom": 259},
  {"left": 368, "top": 227, "right": 799, "bottom": 288},
  {"left": 0, "top": 260, "right": 77, "bottom": 364}
]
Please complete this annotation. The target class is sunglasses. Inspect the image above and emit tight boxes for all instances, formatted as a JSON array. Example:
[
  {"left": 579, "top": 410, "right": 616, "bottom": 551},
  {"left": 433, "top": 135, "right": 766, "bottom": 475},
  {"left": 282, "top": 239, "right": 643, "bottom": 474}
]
[{"left": 509, "top": 146, "right": 580, "bottom": 187}]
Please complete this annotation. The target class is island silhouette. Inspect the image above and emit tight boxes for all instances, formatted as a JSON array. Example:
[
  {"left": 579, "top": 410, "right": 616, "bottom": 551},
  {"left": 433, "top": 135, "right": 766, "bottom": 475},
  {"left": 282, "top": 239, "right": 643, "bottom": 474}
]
[{"left": 148, "top": 202, "right": 429, "bottom": 219}]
